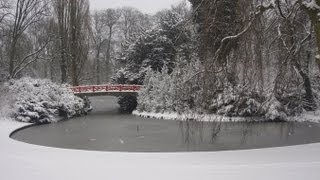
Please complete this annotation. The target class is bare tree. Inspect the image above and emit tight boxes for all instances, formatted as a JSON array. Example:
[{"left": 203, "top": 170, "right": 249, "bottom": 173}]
[
  {"left": 0, "top": 0, "right": 10, "bottom": 25},
  {"left": 91, "top": 10, "right": 108, "bottom": 84},
  {"left": 0, "top": 0, "right": 11, "bottom": 80},
  {"left": 8, "top": 0, "right": 49, "bottom": 78},
  {"left": 52, "top": 0, "right": 90, "bottom": 85},
  {"left": 103, "top": 8, "right": 120, "bottom": 80},
  {"left": 52, "top": 0, "right": 69, "bottom": 83},
  {"left": 118, "top": 7, "right": 149, "bottom": 40},
  {"left": 69, "top": 0, "right": 90, "bottom": 86},
  {"left": 274, "top": 0, "right": 316, "bottom": 110}
]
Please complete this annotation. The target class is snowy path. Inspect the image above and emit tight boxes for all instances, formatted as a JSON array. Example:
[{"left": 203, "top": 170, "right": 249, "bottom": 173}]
[{"left": 1, "top": 119, "right": 320, "bottom": 180}]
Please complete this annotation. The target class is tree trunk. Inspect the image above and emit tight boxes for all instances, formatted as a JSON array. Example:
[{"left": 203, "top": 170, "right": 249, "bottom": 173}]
[
  {"left": 69, "top": 0, "right": 79, "bottom": 86},
  {"left": 313, "top": 22, "right": 320, "bottom": 71},
  {"left": 106, "top": 26, "right": 113, "bottom": 80},
  {"left": 8, "top": 39, "right": 17, "bottom": 78},
  {"left": 293, "top": 59, "right": 316, "bottom": 110},
  {"left": 95, "top": 48, "right": 101, "bottom": 84},
  {"left": 58, "top": 0, "right": 67, "bottom": 83},
  {"left": 254, "top": 17, "right": 264, "bottom": 94}
]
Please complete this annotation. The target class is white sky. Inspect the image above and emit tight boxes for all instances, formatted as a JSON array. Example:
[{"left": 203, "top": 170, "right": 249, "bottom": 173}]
[{"left": 89, "top": 0, "right": 188, "bottom": 14}]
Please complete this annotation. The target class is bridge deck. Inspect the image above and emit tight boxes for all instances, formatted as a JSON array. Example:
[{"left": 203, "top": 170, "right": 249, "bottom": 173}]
[
  {"left": 73, "top": 91, "right": 138, "bottom": 97},
  {"left": 71, "top": 84, "right": 141, "bottom": 97}
]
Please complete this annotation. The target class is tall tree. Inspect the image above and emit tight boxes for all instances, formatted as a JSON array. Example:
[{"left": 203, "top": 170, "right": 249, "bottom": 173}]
[
  {"left": 0, "top": 0, "right": 11, "bottom": 78},
  {"left": 300, "top": 0, "right": 320, "bottom": 71},
  {"left": 53, "top": 0, "right": 68, "bottom": 83},
  {"left": 188, "top": 0, "right": 273, "bottom": 109},
  {"left": 118, "top": 7, "right": 150, "bottom": 41},
  {"left": 275, "top": 0, "right": 316, "bottom": 110},
  {"left": 103, "top": 8, "right": 120, "bottom": 80},
  {"left": 91, "top": 10, "right": 108, "bottom": 84},
  {"left": 8, "top": 0, "right": 48, "bottom": 78},
  {"left": 52, "top": 0, "right": 90, "bottom": 85}
]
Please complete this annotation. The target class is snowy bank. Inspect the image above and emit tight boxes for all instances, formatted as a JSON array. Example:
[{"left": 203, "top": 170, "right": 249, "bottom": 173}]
[
  {"left": 133, "top": 110, "right": 249, "bottom": 122},
  {"left": 133, "top": 109, "right": 320, "bottom": 123},
  {"left": 292, "top": 109, "right": 320, "bottom": 123}
]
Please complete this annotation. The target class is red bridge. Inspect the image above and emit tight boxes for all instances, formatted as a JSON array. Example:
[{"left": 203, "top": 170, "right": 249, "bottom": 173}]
[{"left": 71, "top": 84, "right": 141, "bottom": 97}]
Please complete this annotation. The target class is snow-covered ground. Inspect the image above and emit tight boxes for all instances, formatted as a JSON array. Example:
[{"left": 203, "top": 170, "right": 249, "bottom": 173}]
[
  {"left": 133, "top": 109, "right": 320, "bottom": 123},
  {"left": 133, "top": 110, "right": 249, "bottom": 122},
  {"left": 1, "top": 117, "right": 320, "bottom": 180}
]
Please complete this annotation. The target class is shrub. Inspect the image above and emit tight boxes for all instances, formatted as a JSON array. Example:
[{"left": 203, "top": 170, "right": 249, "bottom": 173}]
[
  {"left": 118, "top": 95, "right": 137, "bottom": 113},
  {"left": 0, "top": 77, "right": 88, "bottom": 123}
]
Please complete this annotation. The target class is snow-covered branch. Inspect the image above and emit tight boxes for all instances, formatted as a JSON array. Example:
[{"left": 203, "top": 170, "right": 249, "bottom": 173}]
[
  {"left": 302, "top": 0, "right": 320, "bottom": 11},
  {"left": 11, "top": 39, "right": 50, "bottom": 78},
  {"left": 213, "top": 3, "right": 274, "bottom": 61}
]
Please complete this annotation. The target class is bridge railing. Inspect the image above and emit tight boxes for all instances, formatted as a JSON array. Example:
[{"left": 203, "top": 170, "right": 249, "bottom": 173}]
[{"left": 70, "top": 84, "right": 142, "bottom": 94}]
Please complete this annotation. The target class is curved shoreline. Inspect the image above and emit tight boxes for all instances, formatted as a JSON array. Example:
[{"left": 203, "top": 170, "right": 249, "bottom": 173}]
[
  {"left": 9, "top": 119, "right": 66, "bottom": 138},
  {"left": 9, "top": 123, "right": 37, "bottom": 138}
]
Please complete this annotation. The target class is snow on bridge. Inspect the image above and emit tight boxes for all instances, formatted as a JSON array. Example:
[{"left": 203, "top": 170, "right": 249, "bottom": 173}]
[{"left": 70, "top": 84, "right": 141, "bottom": 97}]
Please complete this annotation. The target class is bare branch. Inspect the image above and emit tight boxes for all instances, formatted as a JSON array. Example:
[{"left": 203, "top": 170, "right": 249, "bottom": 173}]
[{"left": 11, "top": 39, "right": 50, "bottom": 78}]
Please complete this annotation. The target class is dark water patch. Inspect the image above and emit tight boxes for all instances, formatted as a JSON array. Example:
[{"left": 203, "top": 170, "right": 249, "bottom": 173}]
[{"left": 11, "top": 97, "right": 320, "bottom": 152}]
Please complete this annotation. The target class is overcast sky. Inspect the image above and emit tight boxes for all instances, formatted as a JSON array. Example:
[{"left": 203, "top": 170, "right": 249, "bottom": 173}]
[{"left": 89, "top": 0, "right": 189, "bottom": 14}]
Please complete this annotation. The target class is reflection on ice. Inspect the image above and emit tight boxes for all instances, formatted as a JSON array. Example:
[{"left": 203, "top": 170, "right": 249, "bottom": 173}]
[{"left": 178, "top": 119, "right": 307, "bottom": 150}]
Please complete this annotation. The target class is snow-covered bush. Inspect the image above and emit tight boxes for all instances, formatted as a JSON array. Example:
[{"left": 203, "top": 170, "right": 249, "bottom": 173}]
[
  {"left": 0, "top": 77, "right": 88, "bottom": 123},
  {"left": 136, "top": 60, "right": 203, "bottom": 114},
  {"left": 210, "top": 89, "right": 263, "bottom": 117},
  {"left": 137, "top": 66, "right": 177, "bottom": 113},
  {"left": 118, "top": 95, "right": 137, "bottom": 113}
]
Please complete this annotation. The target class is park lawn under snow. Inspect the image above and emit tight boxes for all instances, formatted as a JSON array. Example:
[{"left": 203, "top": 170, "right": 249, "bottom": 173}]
[{"left": 1, "top": 117, "right": 320, "bottom": 180}]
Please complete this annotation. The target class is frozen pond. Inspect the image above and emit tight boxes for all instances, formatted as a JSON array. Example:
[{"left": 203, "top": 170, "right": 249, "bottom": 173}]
[{"left": 11, "top": 97, "right": 320, "bottom": 152}]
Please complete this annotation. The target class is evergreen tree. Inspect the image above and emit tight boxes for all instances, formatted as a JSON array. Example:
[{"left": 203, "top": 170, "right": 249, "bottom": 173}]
[{"left": 114, "top": 9, "right": 193, "bottom": 113}]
